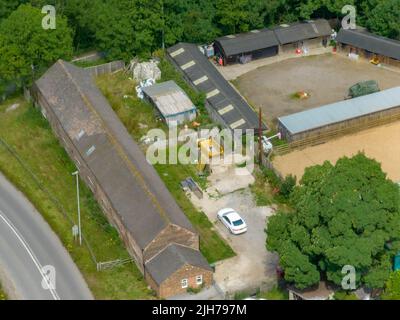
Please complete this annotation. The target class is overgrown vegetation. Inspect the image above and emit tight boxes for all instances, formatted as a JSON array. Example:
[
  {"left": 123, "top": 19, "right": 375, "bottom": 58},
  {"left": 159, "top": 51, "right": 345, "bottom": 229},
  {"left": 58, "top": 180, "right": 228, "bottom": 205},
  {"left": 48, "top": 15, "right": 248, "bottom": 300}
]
[
  {"left": 257, "top": 286, "right": 288, "bottom": 300},
  {"left": 0, "top": 283, "right": 7, "bottom": 300},
  {"left": 0, "top": 99, "right": 154, "bottom": 299},
  {"left": 381, "top": 271, "right": 400, "bottom": 300},
  {"left": 2, "top": 0, "right": 399, "bottom": 96},
  {"left": 250, "top": 166, "right": 296, "bottom": 207},
  {"left": 334, "top": 291, "right": 359, "bottom": 300}
]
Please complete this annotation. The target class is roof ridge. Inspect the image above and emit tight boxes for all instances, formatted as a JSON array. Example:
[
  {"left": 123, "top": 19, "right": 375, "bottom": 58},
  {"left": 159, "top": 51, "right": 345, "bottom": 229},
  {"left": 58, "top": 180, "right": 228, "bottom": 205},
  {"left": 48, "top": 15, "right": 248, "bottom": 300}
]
[{"left": 57, "top": 60, "right": 172, "bottom": 225}]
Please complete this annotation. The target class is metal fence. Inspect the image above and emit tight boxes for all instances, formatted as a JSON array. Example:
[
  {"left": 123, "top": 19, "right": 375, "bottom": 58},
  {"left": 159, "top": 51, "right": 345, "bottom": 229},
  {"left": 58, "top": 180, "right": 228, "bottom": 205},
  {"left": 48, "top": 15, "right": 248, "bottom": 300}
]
[{"left": 85, "top": 60, "right": 125, "bottom": 77}]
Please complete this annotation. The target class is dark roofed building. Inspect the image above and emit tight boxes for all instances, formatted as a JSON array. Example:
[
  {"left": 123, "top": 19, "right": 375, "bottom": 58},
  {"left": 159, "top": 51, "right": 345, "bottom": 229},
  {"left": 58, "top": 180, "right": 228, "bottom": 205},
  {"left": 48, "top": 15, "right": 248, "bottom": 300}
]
[
  {"left": 214, "top": 29, "right": 279, "bottom": 65},
  {"left": 274, "top": 19, "right": 332, "bottom": 53},
  {"left": 145, "top": 244, "right": 213, "bottom": 297},
  {"left": 32, "top": 60, "right": 213, "bottom": 298},
  {"left": 167, "top": 42, "right": 265, "bottom": 132},
  {"left": 336, "top": 28, "right": 400, "bottom": 67}
]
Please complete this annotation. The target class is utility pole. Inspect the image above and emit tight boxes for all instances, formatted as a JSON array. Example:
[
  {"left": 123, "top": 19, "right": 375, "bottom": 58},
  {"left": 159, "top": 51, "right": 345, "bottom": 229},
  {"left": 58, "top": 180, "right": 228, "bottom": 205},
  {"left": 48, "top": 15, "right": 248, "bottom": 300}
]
[
  {"left": 72, "top": 171, "right": 82, "bottom": 246},
  {"left": 258, "top": 108, "right": 263, "bottom": 165},
  {"left": 161, "top": 0, "right": 165, "bottom": 50}
]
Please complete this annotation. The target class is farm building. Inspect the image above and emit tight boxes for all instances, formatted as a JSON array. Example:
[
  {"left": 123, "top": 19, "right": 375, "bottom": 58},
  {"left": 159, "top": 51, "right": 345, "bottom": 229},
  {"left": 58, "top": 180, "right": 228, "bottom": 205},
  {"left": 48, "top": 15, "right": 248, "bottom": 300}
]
[
  {"left": 32, "top": 60, "right": 212, "bottom": 298},
  {"left": 273, "top": 19, "right": 332, "bottom": 54},
  {"left": 167, "top": 42, "right": 265, "bottom": 132},
  {"left": 142, "top": 80, "right": 197, "bottom": 127},
  {"left": 278, "top": 86, "right": 400, "bottom": 142},
  {"left": 336, "top": 28, "right": 400, "bottom": 68},
  {"left": 214, "top": 28, "right": 279, "bottom": 65}
]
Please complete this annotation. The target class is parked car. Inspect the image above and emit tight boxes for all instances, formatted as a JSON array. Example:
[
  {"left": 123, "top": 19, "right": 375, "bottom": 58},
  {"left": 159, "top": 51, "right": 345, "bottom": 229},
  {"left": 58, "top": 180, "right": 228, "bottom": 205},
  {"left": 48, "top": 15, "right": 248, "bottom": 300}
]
[{"left": 217, "top": 208, "right": 247, "bottom": 234}]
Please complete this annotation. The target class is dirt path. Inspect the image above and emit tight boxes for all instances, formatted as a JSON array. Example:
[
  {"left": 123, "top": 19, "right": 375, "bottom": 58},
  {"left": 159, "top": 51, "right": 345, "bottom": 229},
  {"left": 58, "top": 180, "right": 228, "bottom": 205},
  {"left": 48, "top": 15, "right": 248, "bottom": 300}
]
[
  {"left": 234, "top": 54, "right": 400, "bottom": 124},
  {"left": 273, "top": 121, "right": 400, "bottom": 183}
]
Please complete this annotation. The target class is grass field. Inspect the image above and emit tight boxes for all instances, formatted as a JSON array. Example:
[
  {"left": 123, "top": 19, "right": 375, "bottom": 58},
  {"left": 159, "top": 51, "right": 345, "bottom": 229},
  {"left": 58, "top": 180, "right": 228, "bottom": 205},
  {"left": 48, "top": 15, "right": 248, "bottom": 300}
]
[
  {"left": 0, "top": 283, "right": 7, "bottom": 300},
  {"left": 0, "top": 98, "right": 154, "bottom": 300},
  {"left": 96, "top": 70, "right": 235, "bottom": 264}
]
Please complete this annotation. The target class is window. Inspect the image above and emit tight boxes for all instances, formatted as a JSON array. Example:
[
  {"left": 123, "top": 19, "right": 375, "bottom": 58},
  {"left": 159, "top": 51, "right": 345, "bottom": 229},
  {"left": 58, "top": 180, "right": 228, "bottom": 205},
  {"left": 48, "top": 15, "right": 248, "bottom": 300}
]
[
  {"left": 181, "top": 279, "right": 188, "bottom": 289},
  {"left": 196, "top": 275, "right": 203, "bottom": 286}
]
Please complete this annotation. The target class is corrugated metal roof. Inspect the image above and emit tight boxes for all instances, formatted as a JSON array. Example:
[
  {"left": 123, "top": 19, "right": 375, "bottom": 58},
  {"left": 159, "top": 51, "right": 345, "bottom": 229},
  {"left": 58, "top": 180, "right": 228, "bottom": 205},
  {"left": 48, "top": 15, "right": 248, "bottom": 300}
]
[
  {"left": 336, "top": 28, "right": 400, "bottom": 60},
  {"left": 274, "top": 19, "right": 332, "bottom": 45},
  {"left": 142, "top": 80, "right": 196, "bottom": 117},
  {"left": 145, "top": 244, "right": 212, "bottom": 285},
  {"left": 215, "top": 28, "right": 279, "bottom": 57},
  {"left": 167, "top": 43, "right": 265, "bottom": 131},
  {"left": 278, "top": 87, "right": 400, "bottom": 135}
]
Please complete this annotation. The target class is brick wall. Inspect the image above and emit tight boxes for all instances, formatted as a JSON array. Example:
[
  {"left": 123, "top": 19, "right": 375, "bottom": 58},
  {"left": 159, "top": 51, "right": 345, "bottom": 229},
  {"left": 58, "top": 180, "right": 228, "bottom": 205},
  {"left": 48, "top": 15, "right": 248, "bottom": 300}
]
[{"left": 146, "top": 264, "right": 213, "bottom": 298}]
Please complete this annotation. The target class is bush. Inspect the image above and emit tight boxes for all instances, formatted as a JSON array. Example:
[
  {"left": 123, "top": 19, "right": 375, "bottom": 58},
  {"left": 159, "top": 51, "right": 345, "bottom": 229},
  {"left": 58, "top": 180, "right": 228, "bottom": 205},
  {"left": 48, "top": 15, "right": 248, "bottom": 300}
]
[{"left": 280, "top": 175, "right": 296, "bottom": 198}]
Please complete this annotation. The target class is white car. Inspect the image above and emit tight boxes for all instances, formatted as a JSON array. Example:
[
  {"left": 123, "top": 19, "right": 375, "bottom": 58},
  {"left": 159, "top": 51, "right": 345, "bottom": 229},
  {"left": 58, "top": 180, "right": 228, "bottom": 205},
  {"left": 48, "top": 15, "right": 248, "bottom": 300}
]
[{"left": 217, "top": 208, "right": 247, "bottom": 235}]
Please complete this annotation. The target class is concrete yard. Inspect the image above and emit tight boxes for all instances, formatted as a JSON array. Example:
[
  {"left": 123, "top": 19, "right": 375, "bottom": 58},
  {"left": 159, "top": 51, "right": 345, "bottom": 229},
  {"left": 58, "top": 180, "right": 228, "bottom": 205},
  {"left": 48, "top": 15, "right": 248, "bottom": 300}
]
[
  {"left": 233, "top": 54, "right": 400, "bottom": 126},
  {"left": 190, "top": 164, "right": 278, "bottom": 296},
  {"left": 273, "top": 120, "right": 400, "bottom": 183}
]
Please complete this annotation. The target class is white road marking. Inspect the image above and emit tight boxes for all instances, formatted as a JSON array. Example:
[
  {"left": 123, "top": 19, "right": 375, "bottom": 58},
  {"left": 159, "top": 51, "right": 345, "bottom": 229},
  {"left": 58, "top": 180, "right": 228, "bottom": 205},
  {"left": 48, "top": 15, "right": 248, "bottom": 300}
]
[{"left": 0, "top": 209, "right": 60, "bottom": 300}]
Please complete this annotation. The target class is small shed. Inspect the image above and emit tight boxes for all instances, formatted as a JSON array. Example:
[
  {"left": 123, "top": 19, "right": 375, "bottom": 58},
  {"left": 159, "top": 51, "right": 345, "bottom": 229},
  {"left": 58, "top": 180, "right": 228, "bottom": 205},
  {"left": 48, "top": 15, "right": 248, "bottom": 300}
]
[
  {"left": 142, "top": 80, "right": 197, "bottom": 127},
  {"left": 214, "top": 28, "right": 279, "bottom": 65}
]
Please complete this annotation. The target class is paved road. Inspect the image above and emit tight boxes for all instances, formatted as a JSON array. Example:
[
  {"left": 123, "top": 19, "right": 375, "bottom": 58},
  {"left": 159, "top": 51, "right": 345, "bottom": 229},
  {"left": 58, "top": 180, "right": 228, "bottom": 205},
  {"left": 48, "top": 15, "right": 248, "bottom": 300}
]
[{"left": 0, "top": 173, "right": 93, "bottom": 300}]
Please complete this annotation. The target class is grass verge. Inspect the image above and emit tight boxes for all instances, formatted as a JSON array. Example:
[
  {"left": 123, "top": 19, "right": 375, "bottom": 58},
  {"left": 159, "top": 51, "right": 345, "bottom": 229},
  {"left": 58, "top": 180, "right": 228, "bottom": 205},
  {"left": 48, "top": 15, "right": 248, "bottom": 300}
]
[
  {"left": 257, "top": 286, "right": 288, "bottom": 300},
  {"left": 0, "top": 98, "right": 154, "bottom": 299},
  {"left": 0, "top": 283, "right": 7, "bottom": 300}
]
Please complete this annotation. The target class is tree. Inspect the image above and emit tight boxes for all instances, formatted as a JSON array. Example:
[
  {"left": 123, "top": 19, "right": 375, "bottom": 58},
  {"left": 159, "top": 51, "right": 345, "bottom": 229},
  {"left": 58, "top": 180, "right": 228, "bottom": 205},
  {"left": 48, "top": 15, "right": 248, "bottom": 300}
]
[
  {"left": 267, "top": 153, "right": 400, "bottom": 290},
  {"left": 0, "top": 4, "right": 73, "bottom": 85},
  {"left": 382, "top": 271, "right": 400, "bottom": 300},
  {"left": 0, "top": 0, "right": 27, "bottom": 21},
  {"left": 366, "top": 0, "right": 400, "bottom": 40},
  {"left": 216, "top": 0, "right": 266, "bottom": 34}
]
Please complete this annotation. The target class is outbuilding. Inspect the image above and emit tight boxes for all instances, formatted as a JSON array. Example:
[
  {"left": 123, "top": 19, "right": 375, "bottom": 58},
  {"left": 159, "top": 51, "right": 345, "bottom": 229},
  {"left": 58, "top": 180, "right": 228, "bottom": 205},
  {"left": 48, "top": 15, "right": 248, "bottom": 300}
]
[
  {"left": 336, "top": 28, "right": 400, "bottom": 68},
  {"left": 214, "top": 28, "right": 279, "bottom": 65},
  {"left": 278, "top": 86, "right": 400, "bottom": 142},
  {"left": 273, "top": 19, "right": 332, "bottom": 54},
  {"left": 142, "top": 80, "right": 197, "bottom": 127},
  {"left": 32, "top": 60, "right": 213, "bottom": 298}
]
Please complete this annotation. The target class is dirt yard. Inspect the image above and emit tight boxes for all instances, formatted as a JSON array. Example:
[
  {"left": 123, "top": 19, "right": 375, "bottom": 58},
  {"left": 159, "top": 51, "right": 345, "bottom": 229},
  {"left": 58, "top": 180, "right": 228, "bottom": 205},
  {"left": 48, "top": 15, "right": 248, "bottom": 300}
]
[
  {"left": 273, "top": 121, "right": 400, "bottom": 183},
  {"left": 233, "top": 54, "right": 400, "bottom": 125},
  {"left": 189, "top": 163, "right": 279, "bottom": 296}
]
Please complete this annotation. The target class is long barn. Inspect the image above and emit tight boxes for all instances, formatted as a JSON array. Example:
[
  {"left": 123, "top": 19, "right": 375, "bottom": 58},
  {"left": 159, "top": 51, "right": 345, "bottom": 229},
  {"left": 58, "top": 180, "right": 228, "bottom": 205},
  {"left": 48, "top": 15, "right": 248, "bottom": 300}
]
[
  {"left": 32, "top": 60, "right": 212, "bottom": 298},
  {"left": 278, "top": 87, "right": 400, "bottom": 142}
]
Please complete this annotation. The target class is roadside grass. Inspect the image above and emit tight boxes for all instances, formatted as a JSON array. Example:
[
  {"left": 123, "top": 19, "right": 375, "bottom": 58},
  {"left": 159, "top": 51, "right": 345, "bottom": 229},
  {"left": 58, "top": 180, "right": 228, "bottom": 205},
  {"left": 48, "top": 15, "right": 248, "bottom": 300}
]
[
  {"left": 0, "top": 98, "right": 154, "bottom": 300},
  {"left": 96, "top": 71, "right": 235, "bottom": 264},
  {"left": 0, "top": 283, "right": 7, "bottom": 300},
  {"left": 257, "top": 286, "right": 288, "bottom": 300}
]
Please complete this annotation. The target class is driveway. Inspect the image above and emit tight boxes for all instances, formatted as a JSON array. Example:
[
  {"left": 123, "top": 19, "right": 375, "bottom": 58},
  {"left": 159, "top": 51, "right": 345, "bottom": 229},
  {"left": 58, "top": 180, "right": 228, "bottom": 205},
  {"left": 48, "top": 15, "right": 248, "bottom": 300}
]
[
  {"left": 0, "top": 173, "right": 93, "bottom": 300},
  {"left": 190, "top": 165, "right": 279, "bottom": 295}
]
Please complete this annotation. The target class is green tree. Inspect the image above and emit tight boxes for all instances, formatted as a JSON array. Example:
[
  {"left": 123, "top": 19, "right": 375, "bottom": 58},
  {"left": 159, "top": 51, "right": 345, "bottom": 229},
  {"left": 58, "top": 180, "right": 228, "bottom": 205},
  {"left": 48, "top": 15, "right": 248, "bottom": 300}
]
[
  {"left": 366, "top": 0, "right": 400, "bottom": 40},
  {"left": 267, "top": 153, "right": 400, "bottom": 290},
  {"left": 216, "top": 0, "right": 266, "bottom": 34},
  {"left": 0, "top": 4, "right": 73, "bottom": 85}
]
